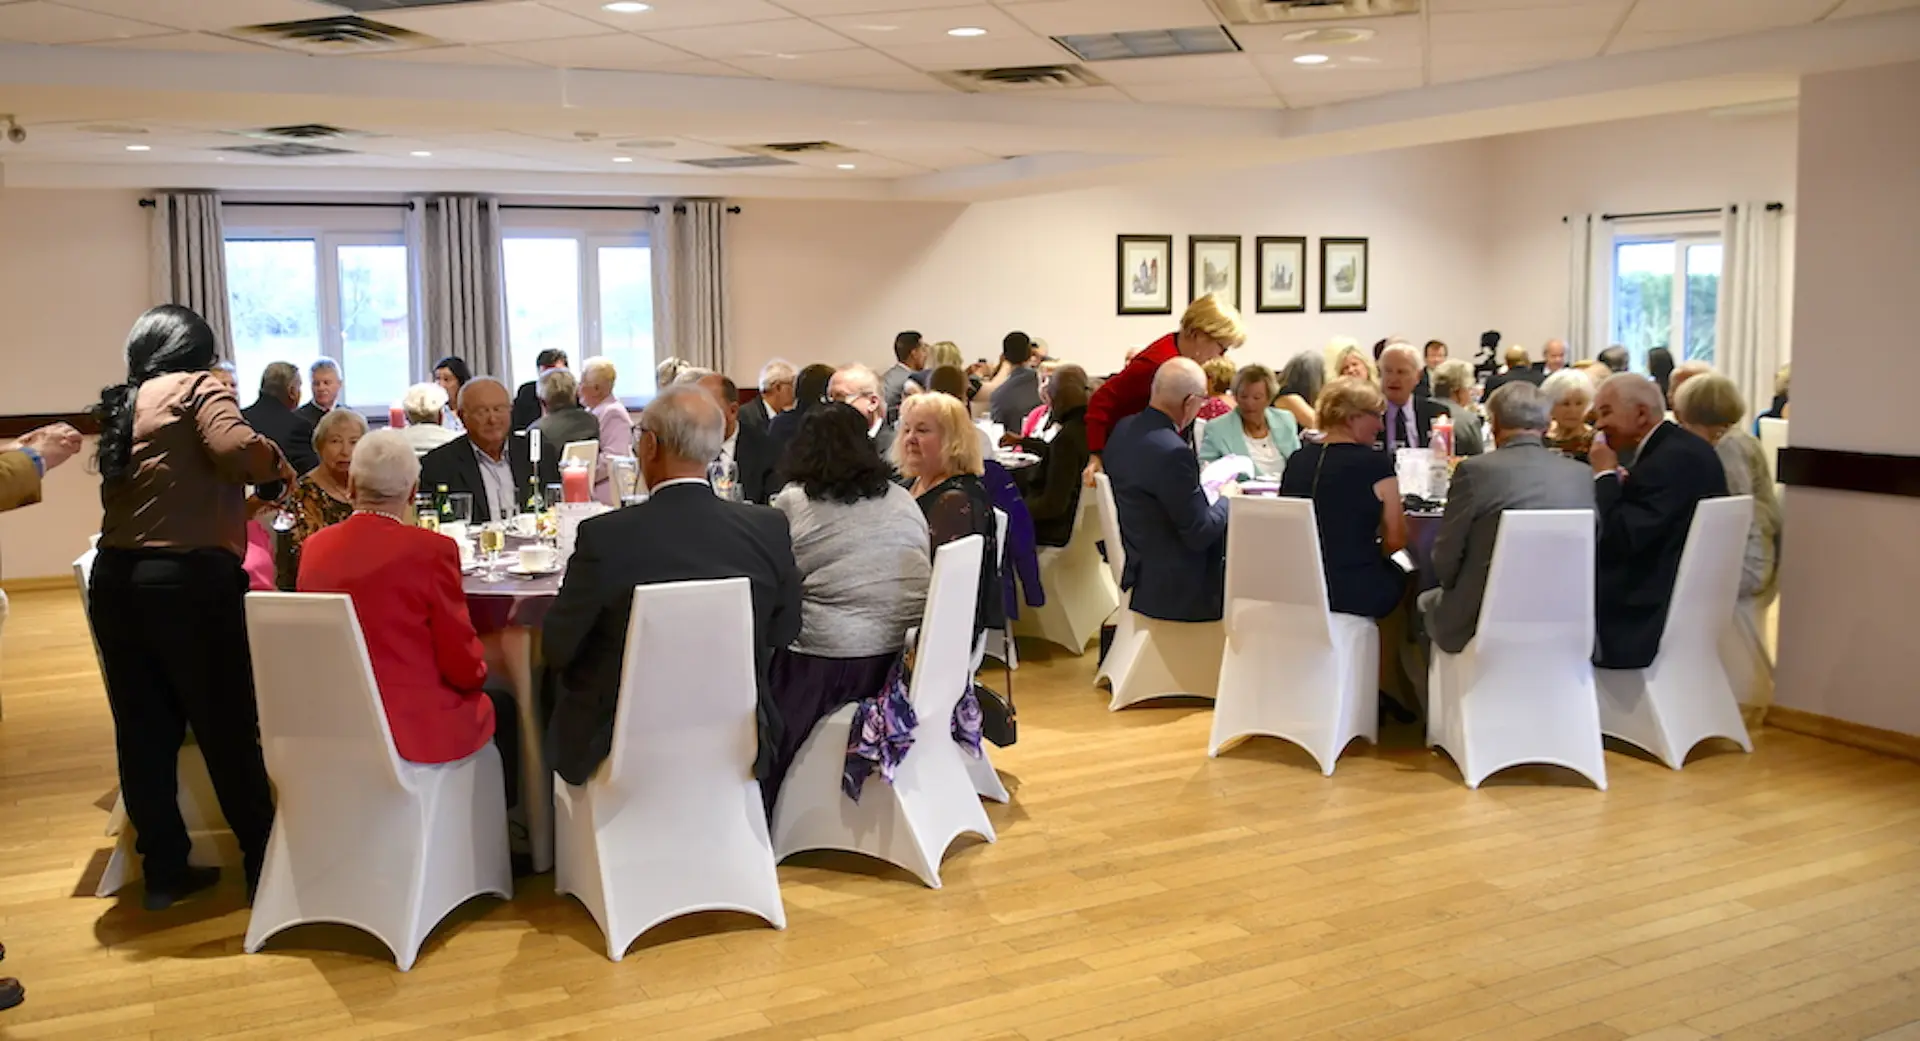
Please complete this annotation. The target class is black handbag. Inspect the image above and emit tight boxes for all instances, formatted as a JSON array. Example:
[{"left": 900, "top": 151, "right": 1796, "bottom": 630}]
[{"left": 975, "top": 629, "right": 1018, "bottom": 748}]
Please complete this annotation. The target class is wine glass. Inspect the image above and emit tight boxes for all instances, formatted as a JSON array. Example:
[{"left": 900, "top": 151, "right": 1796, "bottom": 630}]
[{"left": 478, "top": 521, "right": 507, "bottom": 579}]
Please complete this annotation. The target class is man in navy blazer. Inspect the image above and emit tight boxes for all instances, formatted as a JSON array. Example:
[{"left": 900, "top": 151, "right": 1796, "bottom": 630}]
[
  {"left": 1103, "top": 357, "right": 1230, "bottom": 623},
  {"left": 1589, "top": 374, "right": 1728, "bottom": 669}
]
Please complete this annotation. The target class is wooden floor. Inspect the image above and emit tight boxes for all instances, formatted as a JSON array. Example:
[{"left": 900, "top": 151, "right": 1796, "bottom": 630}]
[{"left": 2, "top": 588, "right": 1919, "bottom": 1041}]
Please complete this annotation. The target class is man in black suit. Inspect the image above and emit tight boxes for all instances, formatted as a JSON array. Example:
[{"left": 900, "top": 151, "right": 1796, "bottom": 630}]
[
  {"left": 1104, "top": 357, "right": 1230, "bottom": 623},
  {"left": 828, "top": 364, "right": 897, "bottom": 462},
  {"left": 528, "top": 368, "right": 600, "bottom": 490},
  {"left": 512, "top": 349, "right": 568, "bottom": 433},
  {"left": 292, "top": 358, "right": 341, "bottom": 445},
  {"left": 544, "top": 384, "right": 802, "bottom": 786},
  {"left": 242, "top": 361, "right": 317, "bottom": 497},
  {"left": 1589, "top": 373, "right": 1728, "bottom": 669},
  {"left": 420, "top": 378, "right": 535, "bottom": 523},
  {"left": 740, "top": 359, "right": 794, "bottom": 440},
  {"left": 1376, "top": 344, "right": 1450, "bottom": 454},
  {"left": 1484, "top": 344, "right": 1547, "bottom": 398},
  {"left": 696, "top": 372, "right": 778, "bottom": 504}
]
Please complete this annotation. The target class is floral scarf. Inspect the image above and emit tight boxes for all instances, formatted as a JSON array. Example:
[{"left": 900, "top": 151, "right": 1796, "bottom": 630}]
[{"left": 842, "top": 655, "right": 984, "bottom": 802}]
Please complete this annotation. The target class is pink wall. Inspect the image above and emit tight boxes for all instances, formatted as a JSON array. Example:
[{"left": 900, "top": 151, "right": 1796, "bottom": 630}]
[{"left": 1773, "top": 60, "right": 1920, "bottom": 738}]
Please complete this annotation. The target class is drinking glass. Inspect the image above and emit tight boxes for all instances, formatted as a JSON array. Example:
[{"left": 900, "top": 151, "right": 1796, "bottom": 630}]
[
  {"left": 544, "top": 483, "right": 564, "bottom": 511},
  {"left": 445, "top": 492, "right": 473, "bottom": 527},
  {"left": 478, "top": 522, "right": 507, "bottom": 579}
]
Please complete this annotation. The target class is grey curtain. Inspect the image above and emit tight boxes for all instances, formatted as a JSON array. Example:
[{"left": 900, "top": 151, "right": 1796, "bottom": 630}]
[
  {"left": 149, "top": 190, "right": 234, "bottom": 361},
  {"left": 650, "top": 199, "right": 731, "bottom": 373},
  {"left": 415, "top": 194, "right": 507, "bottom": 379}
]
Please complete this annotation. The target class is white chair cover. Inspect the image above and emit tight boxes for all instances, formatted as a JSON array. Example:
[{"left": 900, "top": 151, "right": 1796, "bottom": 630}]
[
  {"left": 561, "top": 439, "right": 599, "bottom": 485},
  {"left": 1756, "top": 418, "right": 1787, "bottom": 488},
  {"left": 1012, "top": 492, "right": 1121, "bottom": 656},
  {"left": 1428, "top": 510, "right": 1606, "bottom": 790},
  {"left": 1598, "top": 496, "right": 1756, "bottom": 769},
  {"left": 966, "top": 509, "right": 1012, "bottom": 804},
  {"left": 1091, "top": 473, "right": 1139, "bottom": 692},
  {"left": 771, "top": 536, "right": 994, "bottom": 888},
  {"left": 1092, "top": 475, "right": 1224, "bottom": 711},
  {"left": 1209, "top": 498, "right": 1379, "bottom": 774},
  {"left": 554, "top": 578, "right": 785, "bottom": 960},
  {"left": 243, "top": 593, "right": 511, "bottom": 970}
]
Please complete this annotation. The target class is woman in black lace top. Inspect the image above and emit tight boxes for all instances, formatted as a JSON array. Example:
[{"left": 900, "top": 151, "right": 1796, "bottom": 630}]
[{"left": 894, "top": 390, "right": 1002, "bottom": 635}]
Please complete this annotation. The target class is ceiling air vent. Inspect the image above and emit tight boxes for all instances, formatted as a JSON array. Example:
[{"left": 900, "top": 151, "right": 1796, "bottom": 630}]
[
  {"left": 1054, "top": 26, "right": 1241, "bottom": 62},
  {"left": 219, "top": 142, "right": 358, "bottom": 158},
  {"left": 679, "top": 155, "right": 796, "bottom": 170},
  {"left": 933, "top": 65, "right": 1107, "bottom": 93},
  {"left": 748, "top": 141, "right": 852, "bottom": 156},
  {"left": 1208, "top": 0, "right": 1418, "bottom": 24},
  {"left": 326, "top": 0, "right": 500, "bottom": 10},
  {"left": 249, "top": 124, "right": 356, "bottom": 141},
  {"left": 233, "top": 15, "right": 434, "bottom": 55}
]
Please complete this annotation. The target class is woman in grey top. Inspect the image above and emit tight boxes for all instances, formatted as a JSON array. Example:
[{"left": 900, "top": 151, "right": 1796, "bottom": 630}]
[{"left": 763, "top": 402, "right": 930, "bottom": 808}]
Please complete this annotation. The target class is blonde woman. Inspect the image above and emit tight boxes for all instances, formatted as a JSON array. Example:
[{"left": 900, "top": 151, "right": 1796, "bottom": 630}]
[
  {"left": 1085, "top": 292, "right": 1247, "bottom": 475},
  {"left": 907, "top": 340, "right": 970, "bottom": 399},
  {"left": 1198, "top": 356, "right": 1236, "bottom": 421},
  {"left": 894, "top": 392, "right": 1000, "bottom": 636},
  {"left": 1330, "top": 343, "right": 1377, "bottom": 384},
  {"left": 280, "top": 407, "right": 368, "bottom": 589},
  {"left": 1278, "top": 377, "right": 1406, "bottom": 619}
]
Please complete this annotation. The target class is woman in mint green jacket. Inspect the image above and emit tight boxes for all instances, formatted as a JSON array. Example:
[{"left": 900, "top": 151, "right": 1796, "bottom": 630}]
[{"left": 1199, "top": 363, "right": 1301, "bottom": 479}]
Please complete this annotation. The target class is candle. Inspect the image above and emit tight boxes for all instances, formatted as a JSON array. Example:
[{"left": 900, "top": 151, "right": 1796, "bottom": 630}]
[
  {"left": 529, "top": 428, "right": 542, "bottom": 465},
  {"left": 388, "top": 404, "right": 406, "bottom": 429},
  {"left": 562, "top": 465, "right": 591, "bottom": 504}
]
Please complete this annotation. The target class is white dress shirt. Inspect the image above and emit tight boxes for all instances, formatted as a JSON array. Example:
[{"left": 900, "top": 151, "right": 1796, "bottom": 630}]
[
  {"left": 1385, "top": 399, "right": 1419, "bottom": 452},
  {"left": 473, "top": 441, "right": 517, "bottom": 521}
]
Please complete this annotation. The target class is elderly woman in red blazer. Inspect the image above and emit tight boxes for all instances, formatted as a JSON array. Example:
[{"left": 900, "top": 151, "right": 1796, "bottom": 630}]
[{"left": 296, "top": 429, "right": 517, "bottom": 804}]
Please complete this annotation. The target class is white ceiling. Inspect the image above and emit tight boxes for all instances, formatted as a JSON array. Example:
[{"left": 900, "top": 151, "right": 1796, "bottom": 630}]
[{"left": 0, "top": 0, "right": 1917, "bottom": 198}]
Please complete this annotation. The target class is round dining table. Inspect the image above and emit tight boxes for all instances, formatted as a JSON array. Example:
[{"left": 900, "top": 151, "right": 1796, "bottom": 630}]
[{"left": 465, "top": 555, "right": 564, "bottom": 873}]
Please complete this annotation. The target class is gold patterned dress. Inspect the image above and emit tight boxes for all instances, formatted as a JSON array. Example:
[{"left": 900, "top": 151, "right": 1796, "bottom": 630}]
[{"left": 276, "top": 472, "right": 354, "bottom": 589}]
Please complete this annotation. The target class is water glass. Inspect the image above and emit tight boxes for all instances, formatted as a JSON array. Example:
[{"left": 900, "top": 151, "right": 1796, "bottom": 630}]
[{"left": 445, "top": 492, "right": 473, "bottom": 527}]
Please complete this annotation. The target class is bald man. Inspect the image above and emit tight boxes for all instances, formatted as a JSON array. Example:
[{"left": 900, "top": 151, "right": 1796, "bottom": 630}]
[
  {"left": 1102, "top": 357, "right": 1231, "bottom": 623},
  {"left": 1589, "top": 373, "right": 1728, "bottom": 669}
]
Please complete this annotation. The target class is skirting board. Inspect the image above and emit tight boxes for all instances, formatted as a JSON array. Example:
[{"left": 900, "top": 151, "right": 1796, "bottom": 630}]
[
  {"left": 1768, "top": 706, "right": 1920, "bottom": 765},
  {"left": 0, "top": 576, "right": 71, "bottom": 595}
]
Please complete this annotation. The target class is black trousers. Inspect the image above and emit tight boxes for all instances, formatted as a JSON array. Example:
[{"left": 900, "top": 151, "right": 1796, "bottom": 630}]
[
  {"left": 481, "top": 687, "right": 520, "bottom": 810},
  {"left": 89, "top": 548, "right": 277, "bottom": 887}
]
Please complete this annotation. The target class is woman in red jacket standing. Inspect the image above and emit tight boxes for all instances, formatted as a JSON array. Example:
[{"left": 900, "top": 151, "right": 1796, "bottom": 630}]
[{"left": 1084, "top": 293, "right": 1247, "bottom": 481}]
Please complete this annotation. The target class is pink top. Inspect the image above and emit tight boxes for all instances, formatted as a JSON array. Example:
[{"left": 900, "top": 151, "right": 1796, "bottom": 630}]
[
  {"left": 243, "top": 520, "right": 276, "bottom": 591},
  {"left": 1021, "top": 405, "right": 1049, "bottom": 438}
]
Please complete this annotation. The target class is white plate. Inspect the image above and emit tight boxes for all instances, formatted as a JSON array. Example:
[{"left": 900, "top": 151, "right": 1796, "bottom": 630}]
[
  {"left": 507, "top": 562, "right": 562, "bottom": 576},
  {"left": 997, "top": 451, "right": 1040, "bottom": 467}
]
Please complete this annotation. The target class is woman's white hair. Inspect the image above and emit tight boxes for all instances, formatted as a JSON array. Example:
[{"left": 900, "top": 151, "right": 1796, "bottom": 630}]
[
  {"left": 350, "top": 429, "right": 421, "bottom": 501},
  {"left": 1542, "top": 367, "right": 1594, "bottom": 407},
  {"left": 311, "top": 406, "right": 368, "bottom": 451},
  {"left": 401, "top": 382, "right": 448, "bottom": 423}
]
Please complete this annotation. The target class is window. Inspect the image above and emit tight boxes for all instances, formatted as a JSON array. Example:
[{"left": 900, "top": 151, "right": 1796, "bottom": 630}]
[
  {"left": 1609, "top": 234, "right": 1723, "bottom": 371},
  {"left": 503, "top": 234, "right": 654, "bottom": 398},
  {"left": 225, "top": 233, "right": 414, "bottom": 409}
]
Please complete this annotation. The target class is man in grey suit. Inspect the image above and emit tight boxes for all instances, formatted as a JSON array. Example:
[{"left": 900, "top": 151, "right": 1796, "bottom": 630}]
[{"left": 1419, "top": 382, "right": 1595, "bottom": 654}]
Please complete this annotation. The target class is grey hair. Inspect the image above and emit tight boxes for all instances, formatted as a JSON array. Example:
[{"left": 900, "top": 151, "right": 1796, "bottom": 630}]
[
  {"left": 758, "top": 358, "right": 796, "bottom": 392},
  {"left": 311, "top": 404, "right": 369, "bottom": 451},
  {"left": 540, "top": 368, "right": 579, "bottom": 410},
  {"left": 671, "top": 366, "right": 717, "bottom": 387},
  {"left": 348, "top": 429, "right": 420, "bottom": 501},
  {"left": 401, "top": 382, "right": 448, "bottom": 424},
  {"left": 459, "top": 376, "right": 507, "bottom": 410},
  {"left": 1431, "top": 359, "right": 1475, "bottom": 400},
  {"left": 580, "top": 356, "right": 618, "bottom": 390},
  {"left": 1380, "top": 342, "right": 1421, "bottom": 370},
  {"left": 656, "top": 356, "right": 691, "bottom": 389},
  {"left": 1278, "top": 351, "right": 1323, "bottom": 404},
  {"left": 260, "top": 361, "right": 300, "bottom": 399},
  {"left": 1150, "top": 357, "right": 1206, "bottom": 409},
  {"left": 309, "top": 358, "right": 340, "bottom": 379},
  {"left": 641, "top": 383, "right": 724, "bottom": 464},
  {"left": 829, "top": 364, "right": 881, "bottom": 399},
  {"left": 1600, "top": 371, "right": 1666, "bottom": 414},
  {"left": 1486, "top": 381, "right": 1551, "bottom": 433},
  {"left": 1542, "top": 368, "right": 1594, "bottom": 408}
]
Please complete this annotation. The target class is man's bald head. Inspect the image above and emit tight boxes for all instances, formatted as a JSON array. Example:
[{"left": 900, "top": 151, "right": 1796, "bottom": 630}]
[
  {"left": 1149, "top": 357, "right": 1207, "bottom": 427},
  {"left": 1594, "top": 373, "right": 1665, "bottom": 452}
]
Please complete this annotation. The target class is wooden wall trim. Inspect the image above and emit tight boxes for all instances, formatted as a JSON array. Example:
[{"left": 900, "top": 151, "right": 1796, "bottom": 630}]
[
  {"left": 1767, "top": 706, "right": 1920, "bottom": 764},
  {"left": 1778, "top": 446, "right": 1920, "bottom": 500},
  {"left": 0, "top": 413, "right": 98, "bottom": 439}
]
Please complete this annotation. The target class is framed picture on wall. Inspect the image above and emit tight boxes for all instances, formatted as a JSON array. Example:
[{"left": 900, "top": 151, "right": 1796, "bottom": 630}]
[
  {"left": 1117, "top": 235, "right": 1174, "bottom": 315},
  {"left": 1255, "top": 236, "right": 1307, "bottom": 313},
  {"left": 1187, "top": 235, "right": 1241, "bottom": 310},
  {"left": 1319, "top": 237, "right": 1369, "bottom": 312}
]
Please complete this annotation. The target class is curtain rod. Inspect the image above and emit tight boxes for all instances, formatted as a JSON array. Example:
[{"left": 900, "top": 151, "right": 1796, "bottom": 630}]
[
  {"left": 1560, "top": 202, "right": 1785, "bottom": 223},
  {"left": 139, "top": 199, "right": 742, "bottom": 214}
]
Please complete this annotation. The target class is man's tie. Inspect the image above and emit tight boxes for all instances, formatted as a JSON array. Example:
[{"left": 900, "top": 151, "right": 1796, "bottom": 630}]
[{"left": 1394, "top": 406, "right": 1411, "bottom": 452}]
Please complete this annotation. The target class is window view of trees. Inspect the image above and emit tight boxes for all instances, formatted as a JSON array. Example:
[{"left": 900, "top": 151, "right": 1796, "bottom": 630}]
[
  {"left": 1611, "top": 237, "right": 1722, "bottom": 372},
  {"left": 227, "top": 239, "right": 321, "bottom": 396},
  {"left": 226, "top": 237, "right": 413, "bottom": 408},
  {"left": 503, "top": 236, "right": 654, "bottom": 395}
]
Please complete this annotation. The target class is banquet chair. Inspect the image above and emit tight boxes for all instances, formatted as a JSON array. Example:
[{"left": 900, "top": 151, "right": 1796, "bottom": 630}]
[
  {"left": 976, "top": 507, "right": 1017, "bottom": 673},
  {"left": 1013, "top": 493, "right": 1120, "bottom": 656},
  {"left": 554, "top": 578, "right": 785, "bottom": 960},
  {"left": 1190, "top": 417, "right": 1208, "bottom": 455},
  {"left": 561, "top": 439, "right": 599, "bottom": 481},
  {"left": 1209, "top": 498, "right": 1378, "bottom": 774},
  {"left": 965, "top": 509, "right": 1012, "bottom": 804},
  {"left": 771, "top": 536, "right": 994, "bottom": 889},
  {"left": 1597, "top": 496, "right": 1755, "bottom": 769},
  {"left": 1756, "top": 418, "right": 1787, "bottom": 488},
  {"left": 1091, "top": 474, "right": 1225, "bottom": 712},
  {"left": 1091, "top": 474, "right": 1138, "bottom": 692},
  {"left": 243, "top": 593, "right": 511, "bottom": 971},
  {"left": 1427, "top": 510, "right": 1606, "bottom": 790},
  {"left": 77, "top": 543, "right": 237, "bottom": 897}
]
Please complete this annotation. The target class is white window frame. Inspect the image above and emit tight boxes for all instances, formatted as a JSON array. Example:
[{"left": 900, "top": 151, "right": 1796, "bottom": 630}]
[
  {"left": 225, "top": 227, "right": 417, "bottom": 413},
  {"left": 502, "top": 229, "right": 653, "bottom": 404},
  {"left": 1604, "top": 216, "right": 1722, "bottom": 373}
]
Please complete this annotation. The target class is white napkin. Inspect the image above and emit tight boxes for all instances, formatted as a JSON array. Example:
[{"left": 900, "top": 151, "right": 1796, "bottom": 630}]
[
  {"left": 1201, "top": 455, "right": 1254, "bottom": 505},
  {"left": 555, "top": 502, "right": 612, "bottom": 567},
  {"left": 1395, "top": 449, "right": 1432, "bottom": 500}
]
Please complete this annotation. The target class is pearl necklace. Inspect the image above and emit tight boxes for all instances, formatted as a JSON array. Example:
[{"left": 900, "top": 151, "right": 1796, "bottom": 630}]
[{"left": 353, "top": 509, "right": 407, "bottom": 524}]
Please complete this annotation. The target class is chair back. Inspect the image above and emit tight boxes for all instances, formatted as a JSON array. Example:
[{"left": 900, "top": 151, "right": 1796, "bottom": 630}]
[
  {"left": 1224, "top": 496, "right": 1331, "bottom": 639},
  {"left": 562, "top": 439, "right": 599, "bottom": 476},
  {"left": 1474, "top": 510, "right": 1595, "bottom": 652},
  {"left": 73, "top": 547, "right": 95, "bottom": 613},
  {"left": 1660, "top": 496, "right": 1753, "bottom": 648},
  {"left": 605, "top": 578, "right": 758, "bottom": 793},
  {"left": 245, "top": 593, "right": 406, "bottom": 797},
  {"left": 1092, "top": 472, "right": 1125, "bottom": 586},
  {"left": 909, "top": 535, "right": 984, "bottom": 724},
  {"left": 1756, "top": 419, "right": 1787, "bottom": 485},
  {"left": 1190, "top": 417, "right": 1208, "bottom": 454}
]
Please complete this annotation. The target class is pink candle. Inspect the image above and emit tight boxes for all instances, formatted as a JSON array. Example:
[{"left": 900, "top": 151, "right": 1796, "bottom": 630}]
[
  {"left": 562, "top": 466, "right": 591, "bottom": 503},
  {"left": 388, "top": 404, "right": 407, "bottom": 429}
]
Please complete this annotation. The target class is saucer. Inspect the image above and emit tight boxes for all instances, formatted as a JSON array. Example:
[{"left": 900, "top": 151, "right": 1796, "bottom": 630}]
[{"left": 507, "top": 562, "right": 561, "bottom": 576}]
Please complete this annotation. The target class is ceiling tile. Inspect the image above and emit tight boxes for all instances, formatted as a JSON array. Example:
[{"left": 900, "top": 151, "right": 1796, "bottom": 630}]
[
  {"left": 644, "top": 58, "right": 767, "bottom": 77},
  {"left": 537, "top": 0, "right": 795, "bottom": 32},
  {"left": 54, "top": 0, "right": 340, "bottom": 33},
  {"left": 354, "top": 45, "right": 548, "bottom": 68},
  {"left": 865, "top": 144, "right": 996, "bottom": 167},
  {"left": 1001, "top": 0, "right": 1220, "bottom": 37},
  {"left": 1120, "top": 78, "right": 1275, "bottom": 104},
  {"left": 1429, "top": 0, "right": 1627, "bottom": 10},
  {"left": 1619, "top": 0, "right": 1835, "bottom": 33},
  {"left": 79, "top": 30, "right": 282, "bottom": 54},
  {"left": 871, "top": 35, "right": 1073, "bottom": 69},
  {"left": 642, "top": 17, "right": 860, "bottom": 57},
  {"left": 724, "top": 47, "right": 919, "bottom": 78},
  {"left": 815, "top": 70, "right": 955, "bottom": 91},
  {"left": 1431, "top": 35, "right": 1602, "bottom": 77},
  {"left": 1230, "top": 14, "right": 1425, "bottom": 56},
  {"left": 816, "top": 5, "right": 1035, "bottom": 46},
  {"left": 1826, "top": 0, "right": 1920, "bottom": 15},
  {"left": 769, "top": 0, "right": 968, "bottom": 14},
  {"left": 379, "top": 1, "right": 617, "bottom": 45},
  {"left": 0, "top": 2, "right": 169, "bottom": 44},
  {"left": 1430, "top": 6, "right": 1624, "bottom": 42},
  {"left": 1259, "top": 62, "right": 1424, "bottom": 93},
  {"left": 489, "top": 32, "right": 699, "bottom": 69},
  {"left": 1086, "top": 53, "right": 1258, "bottom": 85}
]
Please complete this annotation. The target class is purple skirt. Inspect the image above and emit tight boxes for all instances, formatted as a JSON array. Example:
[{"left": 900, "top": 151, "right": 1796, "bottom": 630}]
[{"left": 764, "top": 648, "right": 898, "bottom": 813}]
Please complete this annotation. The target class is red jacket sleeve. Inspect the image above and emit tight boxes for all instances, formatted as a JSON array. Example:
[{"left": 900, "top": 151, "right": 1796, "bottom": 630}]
[
  {"left": 427, "top": 537, "right": 489, "bottom": 692},
  {"left": 1086, "top": 339, "right": 1172, "bottom": 454}
]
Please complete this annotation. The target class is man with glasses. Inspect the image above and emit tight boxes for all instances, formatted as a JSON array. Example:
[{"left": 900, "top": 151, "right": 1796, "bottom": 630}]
[
  {"left": 743, "top": 359, "right": 795, "bottom": 438},
  {"left": 828, "top": 364, "right": 897, "bottom": 461},
  {"left": 420, "top": 378, "right": 535, "bottom": 523},
  {"left": 1084, "top": 294, "right": 1246, "bottom": 484}
]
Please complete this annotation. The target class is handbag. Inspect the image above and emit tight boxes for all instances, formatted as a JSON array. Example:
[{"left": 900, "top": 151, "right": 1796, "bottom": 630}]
[{"left": 976, "top": 628, "right": 1018, "bottom": 748}]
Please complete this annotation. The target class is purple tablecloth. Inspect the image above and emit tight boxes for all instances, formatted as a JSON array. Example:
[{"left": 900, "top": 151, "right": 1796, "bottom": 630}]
[
  {"left": 1407, "top": 510, "right": 1444, "bottom": 589},
  {"left": 464, "top": 570, "right": 563, "bottom": 633}
]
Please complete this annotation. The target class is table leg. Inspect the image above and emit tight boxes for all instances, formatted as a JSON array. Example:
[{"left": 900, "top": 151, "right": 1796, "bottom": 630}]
[{"left": 483, "top": 627, "right": 553, "bottom": 874}]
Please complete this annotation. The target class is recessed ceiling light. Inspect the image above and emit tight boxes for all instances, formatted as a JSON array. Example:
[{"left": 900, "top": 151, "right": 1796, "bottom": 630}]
[
  {"left": 947, "top": 26, "right": 987, "bottom": 37},
  {"left": 602, "top": 2, "right": 651, "bottom": 12},
  {"left": 410, "top": 150, "right": 432, "bottom": 157},
  {"left": 1293, "top": 53, "right": 1331, "bottom": 65},
  {"left": 612, "top": 156, "right": 634, "bottom": 163},
  {"left": 125, "top": 144, "right": 151, "bottom": 152},
  {"left": 836, "top": 163, "right": 856, "bottom": 170}
]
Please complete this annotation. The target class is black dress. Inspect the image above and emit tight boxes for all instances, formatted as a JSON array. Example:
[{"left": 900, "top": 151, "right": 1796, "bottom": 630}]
[
  {"left": 1278, "top": 442, "right": 1406, "bottom": 619},
  {"left": 1016, "top": 406, "right": 1088, "bottom": 548},
  {"left": 910, "top": 473, "right": 1003, "bottom": 636}
]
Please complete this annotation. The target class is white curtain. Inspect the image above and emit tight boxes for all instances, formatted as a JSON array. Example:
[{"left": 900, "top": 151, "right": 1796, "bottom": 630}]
[
  {"left": 415, "top": 195, "right": 507, "bottom": 379},
  {"left": 1719, "top": 202, "right": 1785, "bottom": 424},
  {"left": 650, "top": 199, "right": 731, "bottom": 373},
  {"left": 1564, "top": 213, "right": 1612, "bottom": 361},
  {"left": 149, "top": 190, "right": 234, "bottom": 361}
]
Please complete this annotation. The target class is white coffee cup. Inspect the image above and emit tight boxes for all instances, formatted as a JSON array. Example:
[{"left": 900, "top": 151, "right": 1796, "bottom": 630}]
[
  {"left": 440, "top": 521, "right": 468, "bottom": 543},
  {"left": 455, "top": 538, "right": 476, "bottom": 568},
  {"left": 507, "top": 514, "right": 537, "bottom": 538},
  {"left": 517, "top": 544, "right": 557, "bottom": 572}
]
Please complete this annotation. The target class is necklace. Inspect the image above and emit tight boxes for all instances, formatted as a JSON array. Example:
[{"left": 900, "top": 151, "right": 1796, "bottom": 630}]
[{"left": 353, "top": 508, "right": 406, "bottom": 524}]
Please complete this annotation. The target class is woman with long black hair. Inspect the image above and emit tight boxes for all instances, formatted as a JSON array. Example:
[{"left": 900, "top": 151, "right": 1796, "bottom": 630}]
[{"left": 90, "top": 305, "right": 292, "bottom": 909}]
